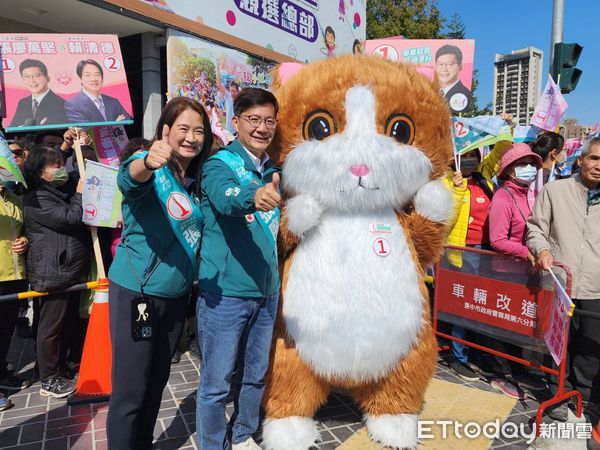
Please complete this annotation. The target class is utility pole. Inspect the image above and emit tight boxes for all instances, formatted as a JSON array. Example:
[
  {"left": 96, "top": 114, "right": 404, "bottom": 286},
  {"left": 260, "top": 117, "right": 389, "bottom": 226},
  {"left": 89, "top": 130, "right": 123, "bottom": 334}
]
[{"left": 550, "top": 0, "right": 564, "bottom": 69}]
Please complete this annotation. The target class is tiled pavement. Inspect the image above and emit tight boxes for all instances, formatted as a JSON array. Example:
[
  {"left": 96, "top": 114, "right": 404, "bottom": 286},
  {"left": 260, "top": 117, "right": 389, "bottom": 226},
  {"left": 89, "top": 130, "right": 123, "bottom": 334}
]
[{"left": 0, "top": 332, "right": 594, "bottom": 449}]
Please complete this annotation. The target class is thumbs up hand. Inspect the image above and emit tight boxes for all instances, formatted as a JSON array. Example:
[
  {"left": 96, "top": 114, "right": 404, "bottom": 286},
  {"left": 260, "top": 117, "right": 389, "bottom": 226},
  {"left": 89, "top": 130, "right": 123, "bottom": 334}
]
[
  {"left": 254, "top": 172, "right": 281, "bottom": 212},
  {"left": 145, "top": 124, "right": 173, "bottom": 170}
]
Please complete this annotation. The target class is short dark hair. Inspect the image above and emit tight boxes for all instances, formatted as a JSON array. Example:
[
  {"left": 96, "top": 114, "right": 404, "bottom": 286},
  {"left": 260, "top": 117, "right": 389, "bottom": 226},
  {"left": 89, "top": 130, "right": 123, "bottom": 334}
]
[
  {"left": 119, "top": 137, "right": 151, "bottom": 164},
  {"left": 233, "top": 88, "right": 278, "bottom": 117},
  {"left": 33, "top": 130, "right": 65, "bottom": 145},
  {"left": 352, "top": 39, "right": 362, "bottom": 54},
  {"left": 531, "top": 132, "right": 565, "bottom": 161},
  {"left": 229, "top": 81, "right": 240, "bottom": 91},
  {"left": 154, "top": 96, "right": 213, "bottom": 197},
  {"left": 19, "top": 59, "right": 48, "bottom": 77},
  {"left": 435, "top": 44, "right": 463, "bottom": 66},
  {"left": 24, "top": 145, "right": 63, "bottom": 188},
  {"left": 76, "top": 59, "right": 104, "bottom": 79}
]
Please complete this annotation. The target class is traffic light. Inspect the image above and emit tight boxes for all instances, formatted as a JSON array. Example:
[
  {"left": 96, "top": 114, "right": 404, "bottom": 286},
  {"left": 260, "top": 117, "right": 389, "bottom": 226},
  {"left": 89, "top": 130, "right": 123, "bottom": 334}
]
[{"left": 552, "top": 42, "right": 583, "bottom": 94}]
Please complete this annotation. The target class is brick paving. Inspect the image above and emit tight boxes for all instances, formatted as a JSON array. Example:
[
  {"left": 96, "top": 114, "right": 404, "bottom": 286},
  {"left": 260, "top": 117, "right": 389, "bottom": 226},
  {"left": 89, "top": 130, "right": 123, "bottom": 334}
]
[{"left": 0, "top": 332, "right": 593, "bottom": 449}]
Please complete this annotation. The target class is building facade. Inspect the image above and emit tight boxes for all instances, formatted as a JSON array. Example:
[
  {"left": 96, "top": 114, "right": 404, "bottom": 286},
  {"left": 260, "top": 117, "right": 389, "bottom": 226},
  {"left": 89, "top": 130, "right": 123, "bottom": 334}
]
[
  {"left": 562, "top": 118, "right": 593, "bottom": 140},
  {"left": 493, "top": 47, "right": 543, "bottom": 125}
]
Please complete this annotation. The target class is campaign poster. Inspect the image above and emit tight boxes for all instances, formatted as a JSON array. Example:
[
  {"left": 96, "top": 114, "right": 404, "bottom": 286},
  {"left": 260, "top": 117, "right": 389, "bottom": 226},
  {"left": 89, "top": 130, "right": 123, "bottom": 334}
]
[
  {"left": 366, "top": 38, "right": 475, "bottom": 115},
  {"left": 0, "top": 34, "right": 133, "bottom": 132},
  {"left": 82, "top": 160, "right": 122, "bottom": 228},
  {"left": 139, "top": 0, "right": 366, "bottom": 62},
  {"left": 167, "top": 30, "right": 276, "bottom": 140}
]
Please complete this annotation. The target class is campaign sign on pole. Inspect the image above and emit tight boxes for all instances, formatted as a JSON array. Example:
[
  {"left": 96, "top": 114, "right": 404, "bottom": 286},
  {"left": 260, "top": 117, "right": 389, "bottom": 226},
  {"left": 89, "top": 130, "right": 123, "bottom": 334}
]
[
  {"left": 0, "top": 34, "right": 133, "bottom": 132},
  {"left": 513, "top": 125, "right": 539, "bottom": 143},
  {"left": 167, "top": 30, "right": 276, "bottom": 139},
  {"left": 139, "top": 0, "right": 365, "bottom": 62},
  {"left": 82, "top": 160, "right": 122, "bottom": 228},
  {"left": 530, "top": 75, "right": 568, "bottom": 132},
  {"left": 544, "top": 269, "right": 575, "bottom": 365},
  {"left": 452, "top": 116, "right": 512, "bottom": 155},
  {"left": 85, "top": 125, "right": 128, "bottom": 169},
  {"left": 0, "top": 130, "right": 26, "bottom": 185},
  {"left": 365, "top": 38, "right": 475, "bottom": 115}
]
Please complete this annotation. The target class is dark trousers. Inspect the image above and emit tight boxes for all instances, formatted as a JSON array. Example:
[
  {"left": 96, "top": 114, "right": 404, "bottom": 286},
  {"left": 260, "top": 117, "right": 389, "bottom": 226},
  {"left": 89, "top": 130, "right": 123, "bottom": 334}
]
[
  {"left": 0, "top": 280, "right": 28, "bottom": 377},
  {"left": 107, "top": 281, "right": 187, "bottom": 450},
  {"left": 567, "top": 299, "right": 600, "bottom": 403},
  {"left": 36, "top": 291, "right": 80, "bottom": 381}
]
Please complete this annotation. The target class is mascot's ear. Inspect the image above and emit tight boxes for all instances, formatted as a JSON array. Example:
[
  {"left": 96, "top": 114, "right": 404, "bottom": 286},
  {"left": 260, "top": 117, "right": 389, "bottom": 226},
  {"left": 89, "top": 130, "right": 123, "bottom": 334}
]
[{"left": 271, "top": 62, "right": 305, "bottom": 90}]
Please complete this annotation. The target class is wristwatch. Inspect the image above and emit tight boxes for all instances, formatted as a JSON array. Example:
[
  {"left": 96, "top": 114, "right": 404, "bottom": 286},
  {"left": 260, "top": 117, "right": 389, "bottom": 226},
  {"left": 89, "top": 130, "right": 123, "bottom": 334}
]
[{"left": 143, "top": 153, "right": 158, "bottom": 171}]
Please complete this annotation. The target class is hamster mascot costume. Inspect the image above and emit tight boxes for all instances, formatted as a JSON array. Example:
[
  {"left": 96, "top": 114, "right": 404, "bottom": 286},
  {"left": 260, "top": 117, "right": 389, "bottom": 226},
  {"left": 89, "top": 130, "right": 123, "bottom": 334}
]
[{"left": 262, "top": 55, "right": 454, "bottom": 450}]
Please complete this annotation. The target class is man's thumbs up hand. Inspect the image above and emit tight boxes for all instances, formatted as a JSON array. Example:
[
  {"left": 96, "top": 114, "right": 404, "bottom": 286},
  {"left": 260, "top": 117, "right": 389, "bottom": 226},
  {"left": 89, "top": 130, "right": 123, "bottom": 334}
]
[{"left": 254, "top": 172, "right": 281, "bottom": 212}]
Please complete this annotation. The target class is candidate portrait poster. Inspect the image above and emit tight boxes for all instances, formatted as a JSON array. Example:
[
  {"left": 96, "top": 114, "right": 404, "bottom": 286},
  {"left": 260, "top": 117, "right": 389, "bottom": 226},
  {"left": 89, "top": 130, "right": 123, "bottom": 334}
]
[
  {"left": 167, "top": 30, "right": 276, "bottom": 141},
  {"left": 0, "top": 34, "right": 133, "bottom": 132},
  {"left": 366, "top": 38, "right": 475, "bottom": 115}
]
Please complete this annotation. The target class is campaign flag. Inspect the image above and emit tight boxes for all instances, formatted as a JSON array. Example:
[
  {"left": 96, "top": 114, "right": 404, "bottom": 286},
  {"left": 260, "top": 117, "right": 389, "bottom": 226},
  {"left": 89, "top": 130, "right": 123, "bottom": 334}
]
[
  {"left": 452, "top": 116, "right": 512, "bottom": 155},
  {"left": 565, "top": 138, "right": 581, "bottom": 156},
  {"left": 591, "top": 122, "right": 600, "bottom": 134},
  {"left": 530, "top": 76, "right": 568, "bottom": 132},
  {"left": 544, "top": 269, "right": 575, "bottom": 365},
  {"left": 81, "top": 160, "right": 122, "bottom": 228},
  {"left": 1, "top": 34, "right": 133, "bottom": 132},
  {"left": 85, "top": 125, "right": 128, "bottom": 168},
  {"left": 0, "top": 130, "right": 26, "bottom": 186},
  {"left": 513, "top": 125, "right": 539, "bottom": 143}
]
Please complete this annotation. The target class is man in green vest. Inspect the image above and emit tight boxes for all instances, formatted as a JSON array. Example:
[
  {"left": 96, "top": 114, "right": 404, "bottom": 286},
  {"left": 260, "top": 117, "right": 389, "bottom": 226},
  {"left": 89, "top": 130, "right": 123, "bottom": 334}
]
[{"left": 196, "top": 87, "right": 280, "bottom": 450}]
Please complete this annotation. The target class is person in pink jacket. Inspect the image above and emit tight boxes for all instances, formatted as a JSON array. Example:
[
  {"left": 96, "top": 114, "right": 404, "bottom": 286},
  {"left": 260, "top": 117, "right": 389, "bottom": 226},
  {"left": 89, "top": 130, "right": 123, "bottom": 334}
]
[
  {"left": 488, "top": 143, "right": 545, "bottom": 399},
  {"left": 489, "top": 143, "right": 543, "bottom": 265}
]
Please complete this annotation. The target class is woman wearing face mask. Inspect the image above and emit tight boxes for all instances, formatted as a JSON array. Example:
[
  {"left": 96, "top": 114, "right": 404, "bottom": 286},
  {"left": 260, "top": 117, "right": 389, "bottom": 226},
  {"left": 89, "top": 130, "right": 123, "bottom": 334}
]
[
  {"left": 487, "top": 144, "right": 545, "bottom": 398},
  {"left": 441, "top": 139, "right": 512, "bottom": 382},
  {"left": 23, "top": 146, "right": 91, "bottom": 398},
  {"left": 489, "top": 144, "right": 543, "bottom": 263}
]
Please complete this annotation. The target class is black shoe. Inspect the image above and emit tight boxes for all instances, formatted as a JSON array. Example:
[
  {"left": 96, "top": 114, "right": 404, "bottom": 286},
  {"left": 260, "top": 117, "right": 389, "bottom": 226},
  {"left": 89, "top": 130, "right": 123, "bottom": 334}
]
[
  {"left": 467, "top": 357, "right": 495, "bottom": 378},
  {"left": 449, "top": 359, "right": 480, "bottom": 382},
  {"left": 0, "top": 374, "right": 31, "bottom": 391},
  {"left": 39, "top": 376, "right": 75, "bottom": 398},
  {"left": 171, "top": 351, "right": 181, "bottom": 364}
]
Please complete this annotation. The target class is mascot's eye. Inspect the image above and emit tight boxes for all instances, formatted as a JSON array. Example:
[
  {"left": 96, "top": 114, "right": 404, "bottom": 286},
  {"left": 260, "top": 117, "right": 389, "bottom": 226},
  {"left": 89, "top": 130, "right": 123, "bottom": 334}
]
[
  {"left": 302, "top": 110, "right": 337, "bottom": 141},
  {"left": 385, "top": 114, "right": 415, "bottom": 145}
]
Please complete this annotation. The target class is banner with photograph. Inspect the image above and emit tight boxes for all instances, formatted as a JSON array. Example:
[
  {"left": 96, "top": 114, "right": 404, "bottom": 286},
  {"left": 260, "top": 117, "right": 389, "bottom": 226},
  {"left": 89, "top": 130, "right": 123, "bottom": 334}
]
[
  {"left": 82, "top": 160, "right": 122, "bottom": 228},
  {"left": 0, "top": 34, "right": 133, "bottom": 132},
  {"left": 167, "top": 30, "right": 277, "bottom": 140},
  {"left": 366, "top": 38, "right": 475, "bottom": 115},
  {"left": 84, "top": 125, "right": 128, "bottom": 168},
  {"left": 139, "top": 0, "right": 365, "bottom": 62}
]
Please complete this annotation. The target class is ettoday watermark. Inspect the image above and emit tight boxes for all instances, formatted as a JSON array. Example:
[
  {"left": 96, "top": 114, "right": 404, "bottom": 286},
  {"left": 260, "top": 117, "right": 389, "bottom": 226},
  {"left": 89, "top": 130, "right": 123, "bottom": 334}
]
[{"left": 418, "top": 420, "right": 592, "bottom": 444}]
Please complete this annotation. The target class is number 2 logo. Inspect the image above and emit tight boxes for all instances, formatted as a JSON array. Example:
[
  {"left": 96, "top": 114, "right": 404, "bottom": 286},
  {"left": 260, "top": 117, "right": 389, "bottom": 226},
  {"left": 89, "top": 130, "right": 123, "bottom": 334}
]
[
  {"left": 454, "top": 121, "right": 468, "bottom": 138},
  {"left": 103, "top": 56, "right": 121, "bottom": 71}
]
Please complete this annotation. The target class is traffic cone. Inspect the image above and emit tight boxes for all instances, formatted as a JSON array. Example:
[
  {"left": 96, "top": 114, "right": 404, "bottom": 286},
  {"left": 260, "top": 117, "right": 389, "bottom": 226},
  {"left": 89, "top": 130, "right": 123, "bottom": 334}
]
[{"left": 67, "top": 278, "right": 112, "bottom": 405}]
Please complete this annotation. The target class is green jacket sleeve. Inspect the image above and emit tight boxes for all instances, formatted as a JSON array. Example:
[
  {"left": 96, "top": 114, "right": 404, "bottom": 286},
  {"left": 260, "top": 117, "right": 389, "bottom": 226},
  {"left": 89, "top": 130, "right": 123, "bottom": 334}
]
[
  {"left": 117, "top": 157, "right": 153, "bottom": 200},
  {"left": 201, "top": 158, "right": 259, "bottom": 217}
]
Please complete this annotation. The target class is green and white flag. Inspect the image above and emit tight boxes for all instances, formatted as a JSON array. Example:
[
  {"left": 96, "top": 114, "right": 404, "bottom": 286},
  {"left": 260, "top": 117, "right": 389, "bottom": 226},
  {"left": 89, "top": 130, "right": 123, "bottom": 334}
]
[{"left": 0, "top": 131, "right": 26, "bottom": 186}]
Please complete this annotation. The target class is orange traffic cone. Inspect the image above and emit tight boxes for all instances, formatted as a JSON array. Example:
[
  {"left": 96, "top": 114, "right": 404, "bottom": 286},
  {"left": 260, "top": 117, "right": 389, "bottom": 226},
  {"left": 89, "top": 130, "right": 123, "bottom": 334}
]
[{"left": 67, "top": 278, "right": 112, "bottom": 405}]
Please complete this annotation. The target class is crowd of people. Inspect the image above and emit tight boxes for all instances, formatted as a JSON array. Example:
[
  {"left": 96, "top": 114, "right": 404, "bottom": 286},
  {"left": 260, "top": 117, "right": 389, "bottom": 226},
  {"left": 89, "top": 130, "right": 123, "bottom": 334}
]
[{"left": 0, "top": 92, "right": 599, "bottom": 449}]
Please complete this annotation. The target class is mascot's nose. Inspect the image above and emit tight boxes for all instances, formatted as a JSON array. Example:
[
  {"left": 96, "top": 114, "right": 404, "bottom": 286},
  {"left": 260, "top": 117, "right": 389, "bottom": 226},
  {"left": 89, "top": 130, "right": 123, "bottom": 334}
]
[{"left": 350, "top": 164, "right": 370, "bottom": 177}]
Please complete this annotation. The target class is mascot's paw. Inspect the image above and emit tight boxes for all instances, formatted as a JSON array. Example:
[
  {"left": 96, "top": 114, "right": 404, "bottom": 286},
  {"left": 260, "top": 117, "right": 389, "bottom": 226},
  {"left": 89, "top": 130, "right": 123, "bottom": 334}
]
[
  {"left": 365, "top": 413, "right": 418, "bottom": 450},
  {"left": 262, "top": 416, "right": 320, "bottom": 450},
  {"left": 285, "top": 195, "right": 323, "bottom": 237},
  {"left": 413, "top": 179, "right": 453, "bottom": 224}
]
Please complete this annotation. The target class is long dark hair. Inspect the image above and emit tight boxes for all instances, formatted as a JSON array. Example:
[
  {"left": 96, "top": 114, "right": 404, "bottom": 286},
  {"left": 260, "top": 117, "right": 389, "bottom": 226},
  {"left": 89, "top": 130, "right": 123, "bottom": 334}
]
[
  {"left": 24, "top": 145, "right": 63, "bottom": 189},
  {"left": 153, "top": 97, "right": 213, "bottom": 198}
]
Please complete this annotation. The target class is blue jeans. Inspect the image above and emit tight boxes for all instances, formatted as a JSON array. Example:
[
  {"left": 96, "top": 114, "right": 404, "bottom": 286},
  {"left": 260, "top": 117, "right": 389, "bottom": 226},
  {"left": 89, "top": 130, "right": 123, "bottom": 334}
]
[{"left": 196, "top": 291, "right": 278, "bottom": 449}]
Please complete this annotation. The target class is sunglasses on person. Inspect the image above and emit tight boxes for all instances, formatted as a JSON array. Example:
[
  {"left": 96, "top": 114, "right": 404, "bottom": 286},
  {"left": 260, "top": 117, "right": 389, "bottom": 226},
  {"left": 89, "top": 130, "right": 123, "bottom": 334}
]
[{"left": 11, "top": 149, "right": 25, "bottom": 158}]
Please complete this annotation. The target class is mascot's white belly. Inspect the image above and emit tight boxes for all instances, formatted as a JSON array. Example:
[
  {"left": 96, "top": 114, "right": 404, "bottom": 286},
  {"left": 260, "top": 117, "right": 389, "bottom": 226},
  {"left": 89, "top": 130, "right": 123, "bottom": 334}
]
[{"left": 284, "top": 208, "right": 424, "bottom": 380}]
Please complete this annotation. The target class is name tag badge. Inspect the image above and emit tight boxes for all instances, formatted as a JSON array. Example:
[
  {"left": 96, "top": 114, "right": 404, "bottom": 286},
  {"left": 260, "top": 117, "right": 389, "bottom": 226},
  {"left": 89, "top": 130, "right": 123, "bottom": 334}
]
[{"left": 369, "top": 223, "right": 392, "bottom": 234}]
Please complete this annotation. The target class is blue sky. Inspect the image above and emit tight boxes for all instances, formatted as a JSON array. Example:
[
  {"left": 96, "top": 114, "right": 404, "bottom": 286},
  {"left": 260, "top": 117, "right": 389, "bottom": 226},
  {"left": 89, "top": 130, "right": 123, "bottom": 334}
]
[{"left": 436, "top": 0, "right": 599, "bottom": 125}]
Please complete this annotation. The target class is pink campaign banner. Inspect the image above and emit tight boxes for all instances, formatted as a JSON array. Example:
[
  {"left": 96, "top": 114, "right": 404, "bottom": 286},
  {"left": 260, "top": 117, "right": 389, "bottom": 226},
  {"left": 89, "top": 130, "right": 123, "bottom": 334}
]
[
  {"left": 0, "top": 34, "right": 133, "bottom": 133},
  {"left": 530, "top": 76, "right": 568, "bottom": 132},
  {"left": 365, "top": 38, "right": 475, "bottom": 115}
]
